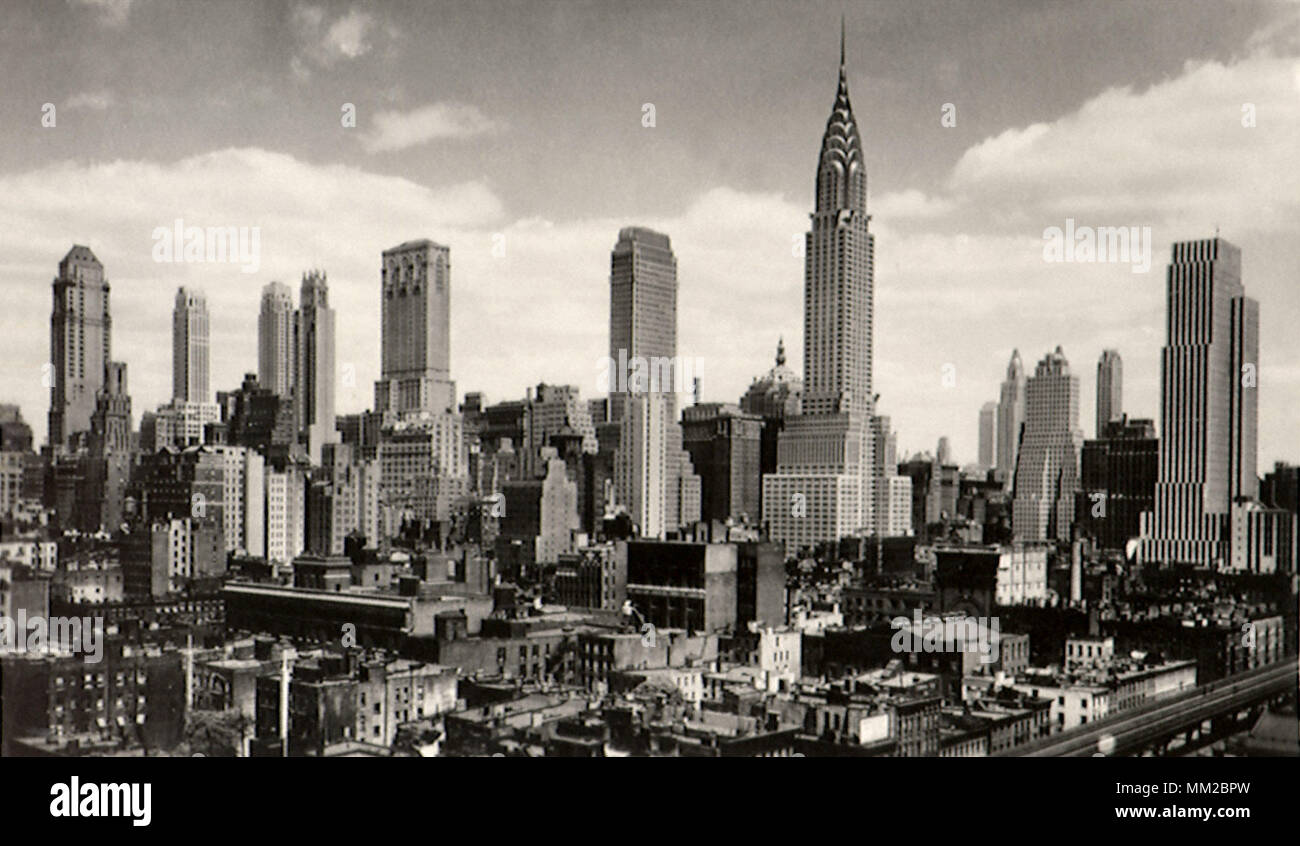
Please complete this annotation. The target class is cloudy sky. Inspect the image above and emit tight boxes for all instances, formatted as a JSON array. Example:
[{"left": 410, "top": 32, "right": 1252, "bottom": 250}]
[{"left": 1, "top": 0, "right": 1298, "bottom": 467}]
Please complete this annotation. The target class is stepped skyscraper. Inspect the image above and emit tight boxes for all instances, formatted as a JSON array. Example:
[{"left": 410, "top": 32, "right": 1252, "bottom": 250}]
[
  {"left": 48, "top": 245, "right": 111, "bottom": 451},
  {"left": 1140, "top": 238, "right": 1261, "bottom": 567},
  {"left": 1096, "top": 348, "right": 1122, "bottom": 437},
  {"left": 763, "top": 24, "right": 880, "bottom": 553},
  {"left": 608, "top": 226, "right": 678, "bottom": 423},
  {"left": 173, "top": 287, "right": 210, "bottom": 403},
  {"left": 996, "top": 349, "right": 1026, "bottom": 486},
  {"left": 1012, "top": 347, "right": 1083, "bottom": 542},
  {"left": 375, "top": 240, "right": 465, "bottom": 526},
  {"left": 296, "top": 270, "right": 337, "bottom": 464},
  {"left": 375, "top": 239, "right": 456, "bottom": 417},
  {"left": 605, "top": 227, "right": 700, "bottom": 537},
  {"left": 258, "top": 281, "right": 295, "bottom": 398}
]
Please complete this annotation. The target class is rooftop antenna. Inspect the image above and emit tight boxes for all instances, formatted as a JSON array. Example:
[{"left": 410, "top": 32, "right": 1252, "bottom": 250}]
[{"left": 840, "top": 13, "right": 845, "bottom": 66}]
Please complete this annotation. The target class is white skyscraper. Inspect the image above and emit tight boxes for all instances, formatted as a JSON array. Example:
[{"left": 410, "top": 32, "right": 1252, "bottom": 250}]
[
  {"left": 1140, "top": 238, "right": 1260, "bottom": 568},
  {"left": 1012, "top": 347, "right": 1083, "bottom": 542},
  {"left": 258, "top": 281, "right": 294, "bottom": 398},
  {"left": 173, "top": 287, "right": 210, "bottom": 403},
  {"left": 763, "top": 25, "right": 880, "bottom": 555},
  {"left": 296, "top": 270, "right": 337, "bottom": 464},
  {"left": 1096, "top": 349, "right": 1122, "bottom": 438},
  {"left": 978, "top": 402, "right": 998, "bottom": 469}
]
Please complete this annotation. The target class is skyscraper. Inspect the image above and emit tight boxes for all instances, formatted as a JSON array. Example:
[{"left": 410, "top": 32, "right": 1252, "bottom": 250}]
[
  {"left": 1096, "top": 348, "right": 1122, "bottom": 437},
  {"left": 374, "top": 241, "right": 466, "bottom": 527},
  {"left": 1012, "top": 347, "right": 1083, "bottom": 542},
  {"left": 1140, "top": 238, "right": 1259, "bottom": 567},
  {"left": 996, "top": 350, "right": 1026, "bottom": 486},
  {"left": 374, "top": 240, "right": 456, "bottom": 417},
  {"left": 258, "top": 281, "right": 294, "bottom": 398},
  {"left": 608, "top": 227, "right": 678, "bottom": 422},
  {"left": 606, "top": 228, "right": 700, "bottom": 537},
  {"left": 682, "top": 402, "right": 763, "bottom": 525},
  {"left": 1076, "top": 415, "right": 1157, "bottom": 552},
  {"left": 978, "top": 401, "right": 998, "bottom": 469},
  {"left": 48, "top": 245, "right": 111, "bottom": 450},
  {"left": 296, "top": 270, "right": 337, "bottom": 464},
  {"left": 173, "top": 287, "right": 210, "bottom": 403},
  {"left": 763, "top": 24, "right": 879, "bottom": 554}
]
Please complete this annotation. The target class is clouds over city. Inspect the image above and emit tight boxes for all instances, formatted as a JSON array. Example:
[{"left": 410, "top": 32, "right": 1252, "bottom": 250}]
[{"left": 0, "top": 7, "right": 1297, "bottom": 470}]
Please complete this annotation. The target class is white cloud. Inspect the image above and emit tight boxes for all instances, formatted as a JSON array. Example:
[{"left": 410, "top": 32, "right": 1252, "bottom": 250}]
[
  {"left": 872, "top": 39, "right": 1300, "bottom": 464},
  {"left": 69, "top": 0, "right": 133, "bottom": 28},
  {"left": 325, "top": 9, "right": 374, "bottom": 59},
  {"left": 3, "top": 19, "right": 1299, "bottom": 471},
  {"left": 65, "top": 90, "right": 114, "bottom": 111},
  {"left": 360, "top": 103, "right": 500, "bottom": 153},
  {"left": 290, "top": 4, "right": 378, "bottom": 79}
]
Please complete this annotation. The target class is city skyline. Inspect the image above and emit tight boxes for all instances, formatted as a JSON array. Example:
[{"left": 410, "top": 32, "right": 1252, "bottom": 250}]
[
  {"left": 1, "top": 0, "right": 1297, "bottom": 772},
  {"left": 1, "top": 0, "right": 1299, "bottom": 469}
]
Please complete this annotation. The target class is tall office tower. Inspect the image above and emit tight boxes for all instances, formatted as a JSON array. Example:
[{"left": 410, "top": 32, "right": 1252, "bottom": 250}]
[
  {"left": 996, "top": 350, "right": 1026, "bottom": 486},
  {"left": 763, "top": 27, "right": 879, "bottom": 554},
  {"left": 614, "top": 393, "right": 668, "bottom": 538},
  {"left": 1012, "top": 347, "right": 1083, "bottom": 542},
  {"left": 258, "top": 281, "right": 295, "bottom": 398},
  {"left": 83, "top": 361, "right": 133, "bottom": 532},
  {"left": 48, "top": 245, "right": 111, "bottom": 451},
  {"left": 173, "top": 287, "right": 211, "bottom": 403},
  {"left": 89, "top": 362, "right": 132, "bottom": 456},
  {"left": 608, "top": 227, "right": 678, "bottom": 422},
  {"left": 936, "top": 437, "right": 952, "bottom": 466},
  {"left": 374, "top": 240, "right": 456, "bottom": 417},
  {"left": 1095, "top": 349, "right": 1122, "bottom": 438},
  {"left": 0, "top": 404, "right": 34, "bottom": 452},
  {"left": 612, "top": 392, "right": 701, "bottom": 539},
  {"left": 526, "top": 383, "right": 599, "bottom": 473},
  {"left": 606, "top": 227, "right": 698, "bottom": 535},
  {"left": 978, "top": 402, "right": 998, "bottom": 469},
  {"left": 870, "top": 414, "right": 911, "bottom": 536},
  {"left": 264, "top": 466, "right": 306, "bottom": 565},
  {"left": 1076, "top": 415, "right": 1157, "bottom": 551},
  {"left": 208, "top": 444, "right": 265, "bottom": 556},
  {"left": 1140, "top": 238, "right": 1259, "bottom": 567},
  {"left": 373, "top": 240, "right": 466, "bottom": 536},
  {"left": 296, "top": 270, "right": 337, "bottom": 464},
  {"left": 682, "top": 402, "right": 763, "bottom": 525}
]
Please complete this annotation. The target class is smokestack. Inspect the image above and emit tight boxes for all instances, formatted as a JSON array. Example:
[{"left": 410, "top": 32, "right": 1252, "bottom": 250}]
[{"left": 692, "top": 377, "right": 701, "bottom": 406}]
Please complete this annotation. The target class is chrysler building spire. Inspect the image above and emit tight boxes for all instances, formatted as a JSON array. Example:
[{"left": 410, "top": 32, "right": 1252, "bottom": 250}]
[{"left": 816, "top": 19, "right": 866, "bottom": 214}]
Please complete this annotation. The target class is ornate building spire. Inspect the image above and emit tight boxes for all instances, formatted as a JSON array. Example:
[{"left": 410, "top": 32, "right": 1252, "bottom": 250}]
[{"left": 816, "top": 18, "right": 866, "bottom": 214}]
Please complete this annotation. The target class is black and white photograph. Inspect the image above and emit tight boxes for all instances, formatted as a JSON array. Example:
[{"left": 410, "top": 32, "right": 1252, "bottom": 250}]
[{"left": 0, "top": 0, "right": 1297, "bottom": 825}]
